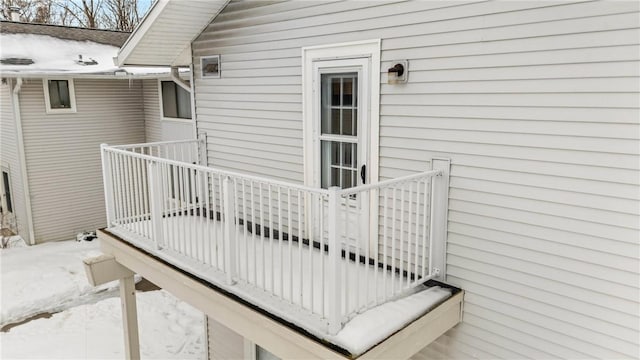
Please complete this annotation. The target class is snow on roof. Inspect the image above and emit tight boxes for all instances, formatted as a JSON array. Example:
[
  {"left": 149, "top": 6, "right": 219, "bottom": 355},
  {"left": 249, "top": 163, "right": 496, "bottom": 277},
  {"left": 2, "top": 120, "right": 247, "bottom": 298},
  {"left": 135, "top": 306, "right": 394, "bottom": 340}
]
[{"left": 0, "top": 32, "right": 171, "bottom": 77}]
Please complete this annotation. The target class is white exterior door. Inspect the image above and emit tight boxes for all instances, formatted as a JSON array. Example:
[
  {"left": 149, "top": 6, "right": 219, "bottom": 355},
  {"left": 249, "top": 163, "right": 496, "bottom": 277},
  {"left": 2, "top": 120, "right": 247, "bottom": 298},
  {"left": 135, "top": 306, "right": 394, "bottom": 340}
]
[{"left": 312, "top": 58, "right": 371, "bottom": 251}]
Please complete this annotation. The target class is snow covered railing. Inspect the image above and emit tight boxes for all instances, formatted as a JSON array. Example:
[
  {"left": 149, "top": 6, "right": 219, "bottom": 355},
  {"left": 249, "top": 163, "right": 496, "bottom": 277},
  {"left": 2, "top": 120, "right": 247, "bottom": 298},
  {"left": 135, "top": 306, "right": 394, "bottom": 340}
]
[{"left": 100, "top": 141, "right": 450, "bottom": 336}]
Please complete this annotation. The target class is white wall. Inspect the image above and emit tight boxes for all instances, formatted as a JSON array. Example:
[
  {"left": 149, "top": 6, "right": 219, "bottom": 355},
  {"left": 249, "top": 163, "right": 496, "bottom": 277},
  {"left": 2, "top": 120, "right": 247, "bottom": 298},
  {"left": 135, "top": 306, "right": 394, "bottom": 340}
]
[
  {"left": 18, "top": 78, "right": 146, "bottom": 243},
  {"left": 0, "top": 79, "right": 29, "bottom": 242},
  {"left": 143, "top": 79, "right": 162, "bottom": 142},
  {"left": 192, "top": 1, "right": 640, "bottom": 359}
]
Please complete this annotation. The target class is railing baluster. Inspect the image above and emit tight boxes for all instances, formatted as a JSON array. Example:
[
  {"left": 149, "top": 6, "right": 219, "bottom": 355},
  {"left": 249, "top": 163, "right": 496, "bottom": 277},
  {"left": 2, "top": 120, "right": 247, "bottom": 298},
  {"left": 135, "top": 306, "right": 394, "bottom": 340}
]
[
  {"left": 297, "top": 190, "right": 303, "bottom": 306},
  {"left": 259, "top": 183, "right": 265, "bottom": 288},
  {"left": 319, "top": 191, "right": 325, "bottom": 316},
  {"left": 242, "top": 179, "right": 248, "bottom": 281},
  {"left": 391, "top": 187, "right": 397, "bottom": 296},
  {"left": 251, "top": 181, "right": 257, "bottom": 284},
  {"left": 287, "top": 188, "right": 293, "bottom": 303},
  {"left": 278, "top": 186, "right": 283, "bottom": 299},
  {"left": 399, "top": 184, "right": 406, "bottom": 296},
  {"left": 382, "top": 187, "right": 389, "bottom": 303},
  {"left": 422, "top": 179, "right": 429, "bottom": 279},
  {"left": 133, "top": 154, "right": 142, "bottom": 237},
  {"left": 233, "top": 179, "right": 240, "bottom": 277},
  {"left": 222, "top": 177, "right": 236, "bottom": 285},
  {"left": 413, "top": 181, "right": 421, "bottom": 285},
  {"left": 204, "top": 171, "right": 212, "bottom": 266},
  {"left": 406, "top": 181, "right": 414, "bottom": 289},
  {"left": 268, "top": 184, "right": 274, "bottom": 294}
]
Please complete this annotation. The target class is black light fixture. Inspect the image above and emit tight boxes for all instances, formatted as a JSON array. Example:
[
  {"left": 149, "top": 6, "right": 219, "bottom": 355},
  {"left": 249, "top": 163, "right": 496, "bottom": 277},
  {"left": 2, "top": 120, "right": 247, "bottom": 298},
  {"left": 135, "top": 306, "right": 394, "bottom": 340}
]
[{"left": 387, "top": 60, "right": 408, "bottom": 84}]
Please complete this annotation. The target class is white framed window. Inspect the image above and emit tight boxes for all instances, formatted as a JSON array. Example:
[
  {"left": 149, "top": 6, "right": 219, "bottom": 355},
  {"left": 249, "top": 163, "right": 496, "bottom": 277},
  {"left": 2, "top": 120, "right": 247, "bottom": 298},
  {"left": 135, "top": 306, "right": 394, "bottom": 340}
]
[
  {"left": 43, "top": 78, "right": 76, "bottom": 113},
  {"left": 1, "top": 166, "right": 14, "bottom": 215},
  {"left": 243, "top": 339, "right": 280, "bottom": 360},
  {"left": 159, "top": 80, "right": 192, "bottom": 120},
  {"left": 201, "top": 55, "right": 220, "bottom": 78}
]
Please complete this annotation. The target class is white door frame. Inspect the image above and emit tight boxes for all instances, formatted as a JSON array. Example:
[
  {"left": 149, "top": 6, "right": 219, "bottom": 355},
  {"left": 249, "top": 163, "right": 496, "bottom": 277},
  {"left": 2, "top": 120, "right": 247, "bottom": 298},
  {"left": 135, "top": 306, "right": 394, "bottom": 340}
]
[{"left": 302, "top": 39, "right": 381, "bottom": 253}]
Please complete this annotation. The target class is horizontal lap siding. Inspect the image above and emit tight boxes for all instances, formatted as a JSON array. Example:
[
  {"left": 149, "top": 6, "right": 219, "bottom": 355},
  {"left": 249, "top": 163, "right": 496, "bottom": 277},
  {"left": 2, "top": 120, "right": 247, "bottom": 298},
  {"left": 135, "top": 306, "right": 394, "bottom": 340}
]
[
  {"left": 142, "top": 79, "right": 162, "bottom": 142},
  {"left": 192, "top": 1, "right": 640, "bottom": 359},
  {"left": 0, "top": 81, "right": 29, "bottom": 242},
  {"left": 19, "top": 79, "right": 145, "bottom": 243}
]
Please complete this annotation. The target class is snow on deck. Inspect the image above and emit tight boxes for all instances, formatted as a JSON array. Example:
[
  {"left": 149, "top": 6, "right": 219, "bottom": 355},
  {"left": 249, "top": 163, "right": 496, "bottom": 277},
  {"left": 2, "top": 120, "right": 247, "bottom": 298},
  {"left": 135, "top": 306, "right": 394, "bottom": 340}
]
[{"left": 110, "top": 215, "right": 453, "bottom": 355}]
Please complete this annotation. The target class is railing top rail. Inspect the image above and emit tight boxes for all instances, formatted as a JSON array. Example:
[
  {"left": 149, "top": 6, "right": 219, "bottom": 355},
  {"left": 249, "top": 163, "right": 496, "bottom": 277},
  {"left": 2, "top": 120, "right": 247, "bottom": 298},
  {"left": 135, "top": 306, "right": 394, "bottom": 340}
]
[
  {"left": 104, "top": 138, "right": 202, "bottom": 149},
  {"left": 338, "top": 169, "right": 441, "bottom": 196},
  {"left": 103, "top": 145, "right": 329, "bottom": 196}
]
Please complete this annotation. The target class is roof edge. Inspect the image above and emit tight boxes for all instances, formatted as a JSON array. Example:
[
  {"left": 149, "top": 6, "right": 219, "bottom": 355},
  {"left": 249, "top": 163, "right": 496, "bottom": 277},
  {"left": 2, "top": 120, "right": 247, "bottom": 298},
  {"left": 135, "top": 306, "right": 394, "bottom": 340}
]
[{"left": 116, "top": 0, "right": 169, "bottom": 67}]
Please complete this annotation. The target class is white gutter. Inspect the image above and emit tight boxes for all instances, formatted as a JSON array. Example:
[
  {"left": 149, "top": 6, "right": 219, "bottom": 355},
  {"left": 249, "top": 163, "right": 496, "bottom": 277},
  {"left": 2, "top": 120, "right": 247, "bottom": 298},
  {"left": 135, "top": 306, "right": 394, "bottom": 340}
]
[
  {"left": 11, "top": 78, "right": 36, "bottom": 245},
  {"left": 170, "top": 67, "right": 191, "bottom": 92}
]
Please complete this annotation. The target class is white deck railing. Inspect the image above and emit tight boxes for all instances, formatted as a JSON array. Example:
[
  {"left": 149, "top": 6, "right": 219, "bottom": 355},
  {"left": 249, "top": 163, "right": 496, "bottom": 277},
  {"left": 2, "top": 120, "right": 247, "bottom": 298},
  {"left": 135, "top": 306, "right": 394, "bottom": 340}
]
[{"left": 100, "top": 139, "right": 449, "bottom": 335}]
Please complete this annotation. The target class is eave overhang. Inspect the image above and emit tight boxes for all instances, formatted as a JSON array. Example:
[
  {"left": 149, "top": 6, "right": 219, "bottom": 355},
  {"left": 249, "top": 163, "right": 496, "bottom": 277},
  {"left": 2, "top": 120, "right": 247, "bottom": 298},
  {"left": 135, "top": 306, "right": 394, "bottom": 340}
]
[{"left": 116, "top": 0, "right": 229, "bottom": 67}]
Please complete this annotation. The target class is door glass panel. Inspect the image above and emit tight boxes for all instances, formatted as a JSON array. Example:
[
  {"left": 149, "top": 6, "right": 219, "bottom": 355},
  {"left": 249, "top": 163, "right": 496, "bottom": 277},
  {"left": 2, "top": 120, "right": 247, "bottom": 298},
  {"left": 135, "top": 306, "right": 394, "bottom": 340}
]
[
  {"left": 321, "top": 140, "right": 357, "bottom": 190},
  {"left": 320, "top": 71, "right": 359, "bottom": 190},
  {"left": 321, "top": 73, "right": 358, "bottom": 136}
]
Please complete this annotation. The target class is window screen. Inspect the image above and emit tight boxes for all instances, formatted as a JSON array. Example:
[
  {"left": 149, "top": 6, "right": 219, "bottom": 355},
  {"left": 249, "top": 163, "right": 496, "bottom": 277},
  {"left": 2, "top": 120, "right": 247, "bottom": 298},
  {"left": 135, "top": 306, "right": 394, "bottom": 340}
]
[{"left": 161, "top": 81, "right": 192, "bottom": 119}]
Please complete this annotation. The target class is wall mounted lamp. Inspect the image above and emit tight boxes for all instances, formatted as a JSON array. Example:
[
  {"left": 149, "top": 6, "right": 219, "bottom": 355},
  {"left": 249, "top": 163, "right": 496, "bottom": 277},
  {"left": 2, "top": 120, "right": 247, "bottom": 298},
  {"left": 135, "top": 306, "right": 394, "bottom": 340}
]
[{"left": 387, "top": 60, "right": 408, "bottom": 84}]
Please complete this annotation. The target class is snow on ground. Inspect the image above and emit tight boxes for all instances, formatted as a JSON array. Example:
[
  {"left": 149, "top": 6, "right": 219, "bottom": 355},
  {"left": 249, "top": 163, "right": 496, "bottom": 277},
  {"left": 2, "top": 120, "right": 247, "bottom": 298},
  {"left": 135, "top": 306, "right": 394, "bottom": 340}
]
[
  {"left": 0, "top": 239, "right": 205, "bottom": 359},
  {"left": 0, "top": 239, "right": 119, "bottom": 326},
  {"left": 1, "top": 290, "right": 205, "bottom": 359}
]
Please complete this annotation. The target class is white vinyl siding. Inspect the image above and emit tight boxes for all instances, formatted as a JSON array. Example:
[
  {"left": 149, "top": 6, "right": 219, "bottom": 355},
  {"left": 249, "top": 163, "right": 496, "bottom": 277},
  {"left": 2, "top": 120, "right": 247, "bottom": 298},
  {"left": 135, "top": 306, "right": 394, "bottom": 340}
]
[
  {"left": 0, "top": 80, "right": 29, "bottom": 242},
  {"left": 18, "top": 78, "right": 146, "bottom": 243},
  {"left": 207, "top": 317, "right": 245, "bottom": 360},
  {"left": 193, "top": 1, "right": 640, "bottom": 359},
  {"left": 143, "top": 79, "right": 162, "bottom": 142}
]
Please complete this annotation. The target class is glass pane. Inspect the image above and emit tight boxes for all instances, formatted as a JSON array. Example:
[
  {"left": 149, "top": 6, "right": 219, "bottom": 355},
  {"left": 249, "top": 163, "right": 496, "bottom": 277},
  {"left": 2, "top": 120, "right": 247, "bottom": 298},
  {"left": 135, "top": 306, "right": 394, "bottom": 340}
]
[
  {"left": 342, "top": 143, "right": 355, "bottom": 167},
  {"left": 331, "top": 167, "right": 340, "bottom": 187},
  {"left": 48, "top": 80, "right": 61, "bottom": 108},
  {"left": 343, "top": 77, "right": 353, "bottom": 106},
  {"left": 57, "top": 80, "right": 70, "bottom": 108},
  {"left": 342, "top": 109, "right": 353, "bottom": 135},
  {"left": 176, "top": 85, "right": 192, "bottom": 119},
  {"left": 331, "top": 78, "right": 340, "bottom": 106},
  {"left": 256, "top": 345, "right": 280, "bottom": 360},
  {"left": 342, "top": 169, "right": 353, "bottom": 188},
  {"left": 161, "top": 81, "right": 178, "bottom": 118},
  {"left": 331, "top": 141, "right": 340, "bottom": 165},
  {"left": 2, "top": 171, "right": 12, "bottom": 213}
]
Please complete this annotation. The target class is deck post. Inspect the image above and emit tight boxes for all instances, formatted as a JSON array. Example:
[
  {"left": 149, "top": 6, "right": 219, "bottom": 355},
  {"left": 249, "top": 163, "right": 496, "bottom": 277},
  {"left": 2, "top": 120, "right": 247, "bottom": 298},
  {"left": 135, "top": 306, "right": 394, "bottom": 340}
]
[
  {"left": 429, "top": 158, "right": 451, "bottom": 281},
  {"left": 100, "top": 144, "right": 115, "bottom": 226},
  {"left": 119, "top": 275, "right": 140, "bottom": 360},
  {"left": 223, "top": 177, "right": 237, "bottom": 285},
  {"left": 147, "top": 161, "right": 164, "bottom": 249},
  {"left": 327, "top": 186, "right": 342, "bottom": 335}
]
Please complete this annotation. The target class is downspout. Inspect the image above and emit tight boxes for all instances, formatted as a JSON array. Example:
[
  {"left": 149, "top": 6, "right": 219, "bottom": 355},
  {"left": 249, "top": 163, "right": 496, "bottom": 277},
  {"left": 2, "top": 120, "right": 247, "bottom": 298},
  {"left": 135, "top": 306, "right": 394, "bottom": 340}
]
[{"left": 12, "top": 78, "right": 36, "bottom": 245}]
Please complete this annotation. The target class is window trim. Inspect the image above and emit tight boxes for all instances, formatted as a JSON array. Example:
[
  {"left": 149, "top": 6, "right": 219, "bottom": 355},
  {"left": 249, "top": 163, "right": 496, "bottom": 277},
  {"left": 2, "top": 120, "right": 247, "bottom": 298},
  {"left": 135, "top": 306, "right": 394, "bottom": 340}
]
[
  {"left": 200, "top": 55, "right": 221, "bottom": 79},
  {"left": 157, "top": 79, "right": 193, "bottom": 122},
  {"left": 42, "top": 78, "right": 77, "bottom": 114}
]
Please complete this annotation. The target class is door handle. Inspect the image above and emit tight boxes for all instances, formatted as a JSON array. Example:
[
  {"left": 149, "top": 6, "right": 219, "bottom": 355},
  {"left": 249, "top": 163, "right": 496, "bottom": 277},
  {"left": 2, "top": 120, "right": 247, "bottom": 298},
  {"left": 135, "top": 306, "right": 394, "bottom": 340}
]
[{"left": 360, "top": 164, "right": 366, "bottom": 184}]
